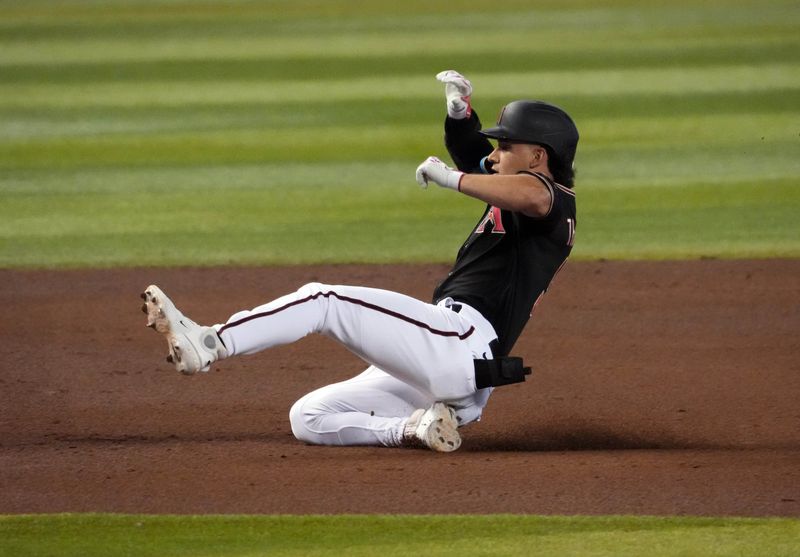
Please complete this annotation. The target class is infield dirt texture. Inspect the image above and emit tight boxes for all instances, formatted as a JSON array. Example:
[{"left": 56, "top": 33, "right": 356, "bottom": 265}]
[
  {"left": 1, "top": 0, "right": 798, "bottom": 525},
  {"left": 2, "top": 259, "right": 798, "bottom": 516}
]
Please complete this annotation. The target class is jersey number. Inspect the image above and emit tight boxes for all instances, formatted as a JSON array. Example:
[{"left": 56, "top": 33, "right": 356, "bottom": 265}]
[{"left": 566, "top": 218, "right": 575, "bottom": 247}]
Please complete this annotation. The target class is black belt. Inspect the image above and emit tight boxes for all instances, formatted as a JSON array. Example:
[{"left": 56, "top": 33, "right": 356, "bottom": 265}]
[{"left": 447, "top": 303, "right": 530, "bottom": 389}]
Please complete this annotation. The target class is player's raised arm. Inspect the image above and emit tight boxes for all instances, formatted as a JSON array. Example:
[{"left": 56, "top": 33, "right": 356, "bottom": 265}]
[{"left": 437, "top": 70, "right": 494, "bottom": 173}]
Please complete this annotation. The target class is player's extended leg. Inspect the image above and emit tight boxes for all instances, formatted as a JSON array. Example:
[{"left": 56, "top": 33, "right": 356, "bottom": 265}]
[{"left": 215, "top": 282, "right": 494, "bottom": 401}]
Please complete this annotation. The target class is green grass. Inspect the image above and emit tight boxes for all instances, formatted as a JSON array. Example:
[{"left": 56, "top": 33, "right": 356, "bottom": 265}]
[
  {"left": 0, "top": 0, "right": 798, "bottom": 267},
  {"left": 1, "top": 514, "right": 799, "bottom": 557},
  {"left": 2, "top": 174, "right": 797, "bottom": 267}
]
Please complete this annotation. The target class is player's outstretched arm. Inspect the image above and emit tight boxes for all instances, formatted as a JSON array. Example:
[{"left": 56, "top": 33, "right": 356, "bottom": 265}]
[
  {"left": 459, "top": 173, "right": 552, "bottom": 217},
  {"left": 415, "top": 157, "right": 552, "bottom": 218}
]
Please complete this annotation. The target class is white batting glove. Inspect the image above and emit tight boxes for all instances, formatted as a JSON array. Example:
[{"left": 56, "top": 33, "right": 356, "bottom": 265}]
[
  {"left": 436, "top": 70, "right": 472, "bottom": 119},
  {"left": 415, "top": 156, "right": 464, "bottom": 191}
]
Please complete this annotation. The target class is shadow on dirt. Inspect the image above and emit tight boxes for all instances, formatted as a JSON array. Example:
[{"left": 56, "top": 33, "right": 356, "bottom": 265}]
[{"left": 465, "top": 425, "right": 732, "bottom": 452}]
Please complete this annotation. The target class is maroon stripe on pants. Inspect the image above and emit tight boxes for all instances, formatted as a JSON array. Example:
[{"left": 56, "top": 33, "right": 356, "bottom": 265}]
[{"left": 217, "top": 290, "right": 475, "bottom": 340}]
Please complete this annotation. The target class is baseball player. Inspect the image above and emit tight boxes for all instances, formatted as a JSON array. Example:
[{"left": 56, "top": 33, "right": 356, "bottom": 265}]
[{"left": 141, "top": 70, "right": 578, "bottom": 452}]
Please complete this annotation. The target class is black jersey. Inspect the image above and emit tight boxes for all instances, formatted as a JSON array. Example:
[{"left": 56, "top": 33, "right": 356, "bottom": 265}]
[{"left": 432, "top": 113, "right": 576, "bottom": 357}]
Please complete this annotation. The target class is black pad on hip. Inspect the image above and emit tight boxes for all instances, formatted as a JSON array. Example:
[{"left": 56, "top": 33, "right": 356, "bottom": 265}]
[{"left": 474, "top": 357, "right": 532, "bottom": 389}]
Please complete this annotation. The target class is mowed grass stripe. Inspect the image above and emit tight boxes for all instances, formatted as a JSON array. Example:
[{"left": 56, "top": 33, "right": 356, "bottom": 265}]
[
  {"left": 0, "top": 178, "right": 480, "bottom": 267},
  {"left": 1, "top": 133, "right": 798, "bottom": 196},
  {"left": 3, "top": 31, "right": 797, "bottom": 67},
  {"left": 1, "top": 4, "right": 797, "bottom": 66},
  {"left": 4, "top": 40, "right": 800, "bottom": 84},
  {"left": 3, "top": 0, "right": 645, "bottom": 25},
  {"left": 1, "top": 0, "right": 795, "bottom": 40},
  {"left": 2, "top": 64, "right": 798, "bottom": 109},
  {"left": 2, "top": 90, "right": 798, "bottom": 144},
  {"left": 1, "top": 177, "right": 797, "bottom": 267},
  {"left": 2, "top": 112, "right": 796, "bottom": 179},
  {"left": 0, "top": 162, "right": 411, "bottom": 195}
]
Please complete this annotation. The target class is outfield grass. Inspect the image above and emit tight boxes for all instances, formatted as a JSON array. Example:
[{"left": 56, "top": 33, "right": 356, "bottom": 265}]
[
  {"left": 1, "top": 514, "right": 799, "bottom": 557},
  {"left": 0, "top": 0, "right": 798, "bottom": 267}
]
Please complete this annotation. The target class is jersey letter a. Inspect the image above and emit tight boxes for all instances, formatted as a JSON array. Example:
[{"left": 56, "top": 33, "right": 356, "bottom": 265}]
[{"left": 475, "top": 206, "right": 506, "bottom": 234}]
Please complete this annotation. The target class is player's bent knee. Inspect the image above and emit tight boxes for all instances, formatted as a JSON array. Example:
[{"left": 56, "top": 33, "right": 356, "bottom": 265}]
[
  {"left": 288, "top": 392, "right": 335, "bottom": 445},
  {"left": 288, "top": 396, "right": 315, "bottom": 443}
]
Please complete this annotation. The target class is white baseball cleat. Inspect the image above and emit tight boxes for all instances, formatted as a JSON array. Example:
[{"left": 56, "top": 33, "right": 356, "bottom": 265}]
[
  {"left": 404, "top": 402, "right": 462, "bottom": 452},
  {"left": 141, "top": 284, "right": 228, "bottom": 375}
]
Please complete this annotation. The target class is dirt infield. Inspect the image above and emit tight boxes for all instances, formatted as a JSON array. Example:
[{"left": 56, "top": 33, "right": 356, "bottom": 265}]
[{"left": 1, "top": 260, "right": 798, "bottom": 516}]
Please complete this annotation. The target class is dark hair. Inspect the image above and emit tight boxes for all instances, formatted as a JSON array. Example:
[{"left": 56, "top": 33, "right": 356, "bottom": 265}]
[{"left": 544, "top": 146, "right": 575, "bottom": 189}]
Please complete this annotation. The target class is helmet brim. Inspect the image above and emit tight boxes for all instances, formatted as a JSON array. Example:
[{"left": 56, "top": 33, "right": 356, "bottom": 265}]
[
  {"left": 480, "top": 126, "right": 542, "bottom": 145},
  {"left": 479, "top": 126, "right": 513, "bottom": 140}
]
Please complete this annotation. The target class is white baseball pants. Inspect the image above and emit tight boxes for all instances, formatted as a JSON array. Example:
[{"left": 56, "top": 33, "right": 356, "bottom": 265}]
[{"left": 214, "top": 282, "right": 496, "bottom": 447}]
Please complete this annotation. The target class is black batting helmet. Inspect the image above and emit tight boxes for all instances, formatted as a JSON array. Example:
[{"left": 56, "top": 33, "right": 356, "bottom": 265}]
[{"left": 480, "top": 100, "right": 579, "bottom": 167}]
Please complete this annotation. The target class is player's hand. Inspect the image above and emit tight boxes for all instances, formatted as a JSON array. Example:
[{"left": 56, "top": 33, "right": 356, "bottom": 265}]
[
  {"left": 436, "top": 70, "right": 472, "bottom": 119},
  {"left": 415, "top": 156, "right": 464, "bottom": 191}
]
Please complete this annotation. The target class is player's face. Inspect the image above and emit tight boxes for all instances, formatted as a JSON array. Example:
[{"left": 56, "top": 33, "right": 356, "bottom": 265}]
[{"left": 487, "top": 141, "right": 547, "bottom": 175}]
